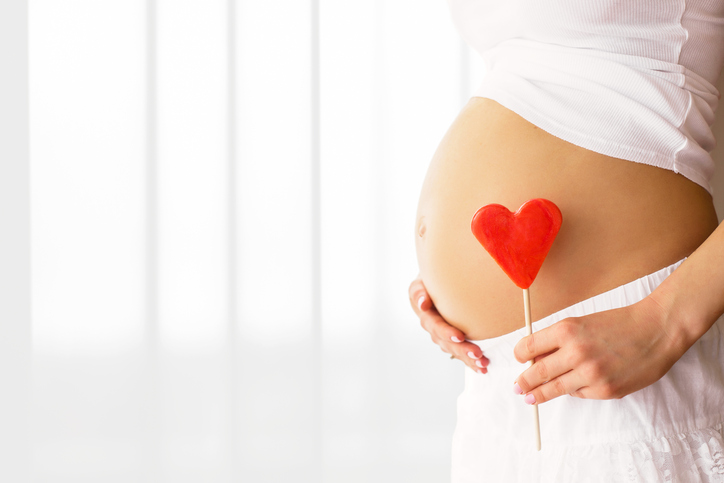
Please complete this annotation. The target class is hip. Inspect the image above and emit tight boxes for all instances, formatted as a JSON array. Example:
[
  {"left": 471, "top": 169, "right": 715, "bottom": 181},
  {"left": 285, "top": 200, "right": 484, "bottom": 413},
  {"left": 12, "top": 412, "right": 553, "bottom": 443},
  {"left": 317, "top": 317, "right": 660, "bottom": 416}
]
[{"left": 452, "top": 259, "right": 724, "bottom": 480}]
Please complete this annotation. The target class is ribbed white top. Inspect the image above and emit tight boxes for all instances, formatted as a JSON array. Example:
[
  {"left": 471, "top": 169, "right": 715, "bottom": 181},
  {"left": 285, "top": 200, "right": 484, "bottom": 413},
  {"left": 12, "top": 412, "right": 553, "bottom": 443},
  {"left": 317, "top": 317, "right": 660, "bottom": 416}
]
[{"left": 447, "top": 0, "right": 724, "bottom": 194}]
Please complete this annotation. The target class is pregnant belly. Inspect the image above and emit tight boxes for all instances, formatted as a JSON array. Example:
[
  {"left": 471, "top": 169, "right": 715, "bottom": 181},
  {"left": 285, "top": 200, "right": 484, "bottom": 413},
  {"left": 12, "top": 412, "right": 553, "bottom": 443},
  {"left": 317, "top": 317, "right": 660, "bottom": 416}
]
[{"left": 415, "top": 97, "right": 717, "bottom": 340}]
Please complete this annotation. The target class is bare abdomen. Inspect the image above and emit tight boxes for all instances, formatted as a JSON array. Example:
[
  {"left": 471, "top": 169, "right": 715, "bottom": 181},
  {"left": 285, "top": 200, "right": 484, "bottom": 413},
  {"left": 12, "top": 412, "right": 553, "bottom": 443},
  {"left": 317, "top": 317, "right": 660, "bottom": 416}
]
[{"left": 415, "top": 97, "right": 717, "bottom": 340}]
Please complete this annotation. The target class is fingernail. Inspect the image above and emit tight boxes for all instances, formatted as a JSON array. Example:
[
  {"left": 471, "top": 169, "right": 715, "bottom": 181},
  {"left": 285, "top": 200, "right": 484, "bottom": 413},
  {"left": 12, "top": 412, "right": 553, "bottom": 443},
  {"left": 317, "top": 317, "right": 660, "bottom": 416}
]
[
  {"left": 467, "top": 351, "right": 480, "bottom": 359},
  {"left": 417, "top": 296, "right": 425, "bottom": 310},
  {"left": 451, "top": 336, "right": 462, "bottom": 343},
  {"left": 513, "top": 382, "right": 523, "bottom": 395},
  {"left": 524, "top": 393, "right": 536, "bottom": 405},
  {"left": 476, "top": 369, "right": 485, "bottom": 375},
  {"left": 475, "top": 360, "right": 485, "bottom": 368}
]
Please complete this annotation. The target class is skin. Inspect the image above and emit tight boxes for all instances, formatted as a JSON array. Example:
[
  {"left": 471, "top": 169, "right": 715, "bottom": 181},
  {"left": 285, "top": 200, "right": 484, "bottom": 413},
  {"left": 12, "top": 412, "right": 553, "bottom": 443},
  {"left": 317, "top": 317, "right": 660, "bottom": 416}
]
[{"left": 409, "top": 96, "right": 722, "bottom": 403}]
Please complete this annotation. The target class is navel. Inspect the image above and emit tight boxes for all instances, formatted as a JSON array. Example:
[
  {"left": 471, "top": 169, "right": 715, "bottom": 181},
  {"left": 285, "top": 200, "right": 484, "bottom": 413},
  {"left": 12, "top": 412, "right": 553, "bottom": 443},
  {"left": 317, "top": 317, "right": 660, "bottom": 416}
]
[{"left": 417, "top": 216, "right": 427, "bottom": 238}]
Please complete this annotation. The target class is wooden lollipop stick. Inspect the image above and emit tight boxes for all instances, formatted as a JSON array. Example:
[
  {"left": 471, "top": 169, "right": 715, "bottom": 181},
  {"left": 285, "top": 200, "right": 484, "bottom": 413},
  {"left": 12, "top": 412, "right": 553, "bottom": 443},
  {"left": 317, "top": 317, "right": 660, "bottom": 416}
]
[
  {"left": 523, "top": 288, "right": 542, "bottom": 451},
  {"left": 471, "top": 199, "right": 561, "bottom": 453}
]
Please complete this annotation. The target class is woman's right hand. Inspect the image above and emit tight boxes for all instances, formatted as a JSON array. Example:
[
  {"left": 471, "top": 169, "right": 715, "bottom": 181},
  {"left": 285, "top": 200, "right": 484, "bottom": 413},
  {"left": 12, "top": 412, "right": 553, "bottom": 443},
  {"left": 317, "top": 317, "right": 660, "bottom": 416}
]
[{"left": 408, "top": 276, "right": 490, "bottom": 374}]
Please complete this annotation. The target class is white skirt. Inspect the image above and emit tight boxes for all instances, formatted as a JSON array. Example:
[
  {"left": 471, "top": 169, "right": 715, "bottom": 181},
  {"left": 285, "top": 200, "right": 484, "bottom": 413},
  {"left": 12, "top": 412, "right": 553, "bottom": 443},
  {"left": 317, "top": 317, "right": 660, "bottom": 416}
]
[{"left": 451, "top": 258, "right": 724, "bottom": 482}]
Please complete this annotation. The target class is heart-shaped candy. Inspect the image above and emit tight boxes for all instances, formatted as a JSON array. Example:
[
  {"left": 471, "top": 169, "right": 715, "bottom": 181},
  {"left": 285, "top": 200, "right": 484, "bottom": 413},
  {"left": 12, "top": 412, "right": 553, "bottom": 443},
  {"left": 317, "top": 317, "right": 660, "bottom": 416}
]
[{"left": 471, "top": 199, "right": 562, "bottom": 289}]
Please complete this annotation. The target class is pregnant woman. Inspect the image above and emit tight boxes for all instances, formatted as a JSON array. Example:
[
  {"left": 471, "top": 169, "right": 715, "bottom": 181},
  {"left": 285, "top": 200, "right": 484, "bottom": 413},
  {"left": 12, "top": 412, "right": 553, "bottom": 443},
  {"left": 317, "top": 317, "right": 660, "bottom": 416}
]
[{"left": 410, "top": 1, "right": 724, "bottom": 481}]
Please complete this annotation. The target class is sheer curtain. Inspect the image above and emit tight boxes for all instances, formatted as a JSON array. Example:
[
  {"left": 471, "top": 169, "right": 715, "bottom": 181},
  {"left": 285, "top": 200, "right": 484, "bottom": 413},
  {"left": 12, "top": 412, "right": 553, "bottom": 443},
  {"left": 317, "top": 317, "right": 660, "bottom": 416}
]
[
  {"left": 23, "top": 1, "right": 724, "bottom": 482},
  {"left": 27, "top": 0, "right": 487, "bottom": 481}
]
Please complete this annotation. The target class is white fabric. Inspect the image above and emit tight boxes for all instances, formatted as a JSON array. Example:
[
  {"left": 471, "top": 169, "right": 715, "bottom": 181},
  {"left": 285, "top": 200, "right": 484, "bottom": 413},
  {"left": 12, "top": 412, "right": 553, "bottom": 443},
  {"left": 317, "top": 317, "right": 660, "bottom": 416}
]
[
  {"left": 446, "top": 0, "right": 724, "bottom": 194},
  {"left": 451, "top": 259, "right": 724, "bottom": 482}
]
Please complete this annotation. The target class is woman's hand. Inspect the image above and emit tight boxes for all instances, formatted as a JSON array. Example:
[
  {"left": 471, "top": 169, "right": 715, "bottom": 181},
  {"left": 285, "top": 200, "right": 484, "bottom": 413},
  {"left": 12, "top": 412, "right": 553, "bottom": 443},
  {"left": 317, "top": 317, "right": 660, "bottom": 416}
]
[
  {"left": 408, "top": 276, "right": 490, "bottom": 374},
  {"left": 512, "top": 293, "right": 688, "bottom": 405}
]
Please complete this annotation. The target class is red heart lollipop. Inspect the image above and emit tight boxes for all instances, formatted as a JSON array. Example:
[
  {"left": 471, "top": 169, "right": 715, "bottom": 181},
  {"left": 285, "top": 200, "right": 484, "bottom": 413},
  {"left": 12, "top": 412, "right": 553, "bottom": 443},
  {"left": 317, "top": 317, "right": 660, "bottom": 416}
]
[{"left": 471, "top": 199, "right": 562, "bottom": 289}]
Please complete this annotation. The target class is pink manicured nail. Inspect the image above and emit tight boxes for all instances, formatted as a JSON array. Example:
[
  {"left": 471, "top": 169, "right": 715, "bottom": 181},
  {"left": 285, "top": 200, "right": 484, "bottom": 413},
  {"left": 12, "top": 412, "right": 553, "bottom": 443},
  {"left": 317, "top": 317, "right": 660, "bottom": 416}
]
[
  {"left": 476, "top": 369, "right": 484, "bottom": 374},
  {"left": 417, "top": 296, "right": 425, "bottom": 310},
  {"left": 475, "top": 361, "right": 485, "bottom": 368},
  {"left": 467, "top": 351, "right": 480, "bottom": 359},
  {"left": 524, "top": 394, "right": 536, "bottom": 405},
  {"left": 513, "top": 383, "right": 523, "bottom": 395},
  {"left": 451, "top": 336, "right": 462, "bottom": 343}
]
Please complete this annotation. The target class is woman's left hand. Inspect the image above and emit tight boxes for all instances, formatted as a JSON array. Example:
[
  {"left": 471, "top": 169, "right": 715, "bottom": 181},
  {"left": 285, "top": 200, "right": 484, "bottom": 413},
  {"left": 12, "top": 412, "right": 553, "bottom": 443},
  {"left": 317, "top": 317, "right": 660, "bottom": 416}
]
[{"left": 512, "top": 293, "right": 688, "bottom": 404}]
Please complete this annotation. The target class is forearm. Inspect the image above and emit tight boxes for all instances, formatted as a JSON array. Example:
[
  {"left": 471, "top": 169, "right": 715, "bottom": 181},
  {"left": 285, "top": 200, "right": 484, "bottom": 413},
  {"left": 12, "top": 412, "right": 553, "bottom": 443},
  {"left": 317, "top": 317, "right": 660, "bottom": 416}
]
[{"left": 649, "top": 219, "right": 724, "bottom": 352}]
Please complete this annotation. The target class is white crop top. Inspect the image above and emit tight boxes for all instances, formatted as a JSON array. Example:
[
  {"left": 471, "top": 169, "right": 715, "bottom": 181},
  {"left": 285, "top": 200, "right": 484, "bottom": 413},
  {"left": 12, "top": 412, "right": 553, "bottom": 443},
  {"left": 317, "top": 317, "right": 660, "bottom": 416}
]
[{"left": 447, "top": 0, "right": 724, "bottom": 194}]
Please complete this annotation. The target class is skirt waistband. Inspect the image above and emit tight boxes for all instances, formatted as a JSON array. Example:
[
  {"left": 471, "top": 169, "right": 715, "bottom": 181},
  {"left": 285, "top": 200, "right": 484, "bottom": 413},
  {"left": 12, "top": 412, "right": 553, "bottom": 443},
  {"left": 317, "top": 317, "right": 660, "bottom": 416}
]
[
  {"left": 454, "top": 256, "right": 724, "bottom": 446},
  {"left": 467, "top": 257, "right": 686, "bottom": 364}
]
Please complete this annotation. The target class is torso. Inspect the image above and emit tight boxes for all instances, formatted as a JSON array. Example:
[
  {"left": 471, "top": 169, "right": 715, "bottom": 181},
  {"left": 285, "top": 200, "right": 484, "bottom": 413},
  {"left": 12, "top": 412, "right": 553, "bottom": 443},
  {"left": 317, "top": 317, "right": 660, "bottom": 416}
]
[{"left": 415, "top": 97, "right": 719, "bottom": 340}]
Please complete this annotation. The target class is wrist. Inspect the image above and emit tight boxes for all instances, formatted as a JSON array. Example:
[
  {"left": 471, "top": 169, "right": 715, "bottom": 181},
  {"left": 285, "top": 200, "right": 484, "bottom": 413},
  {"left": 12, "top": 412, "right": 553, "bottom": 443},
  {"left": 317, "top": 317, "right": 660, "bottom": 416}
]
[{"left": 644, "top": 279, "right": 704, "bottom": 358}]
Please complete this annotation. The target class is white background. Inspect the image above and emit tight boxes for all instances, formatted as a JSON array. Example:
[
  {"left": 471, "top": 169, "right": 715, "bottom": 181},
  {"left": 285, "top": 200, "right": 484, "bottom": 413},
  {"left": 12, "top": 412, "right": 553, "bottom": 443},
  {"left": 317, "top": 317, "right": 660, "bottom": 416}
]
[
  {"left": 25, "top": 1, "right": 486, "bottom": 482},
  {"left": 3, "top": 0, "right": 724, "bottom": 481}
]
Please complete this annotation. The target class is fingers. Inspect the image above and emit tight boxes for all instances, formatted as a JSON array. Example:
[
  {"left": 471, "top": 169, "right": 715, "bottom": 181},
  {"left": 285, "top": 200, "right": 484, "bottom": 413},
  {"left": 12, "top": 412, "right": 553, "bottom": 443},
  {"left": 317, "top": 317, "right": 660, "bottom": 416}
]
[
  {"left": 512, "top": 319, "right": 584, "bottom": 404},
  {"left": 516, "top": 371, "right": 585, "bottom": 405},
  {"left": 450, "top": 343, "right": 490, "bottom": 373},
  {"left": 448, "top": 344, "right": 490, "bottom": 373},
  {"left": 426, "top": 307, "right": 490, "bottom": 373},
  {"left": 514, "top": 348, "right": 580, "bottom": 401},
  {"left": 408, "top": 277, "right": 431, "bottom": 312},
  {"left": 408, "top": 278, "right": 466, "bottom": 343},
  {"left": 513, "top": 317, "right": 576, "bottom": 364},
  {"left": 408, "top": 277, "right": 490, "bottom": 374},
  {"left": 426, "top": 310, "right": 466, "bottom": 344},
  {"left": 514, "top": 353, "right": 585, "bottom": 404},
  {"left": 515, "top": 350, "right": 570, "bottom": 394},
  {"left": 512, "top": 316, "right": 618, "bottom": 404}
]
